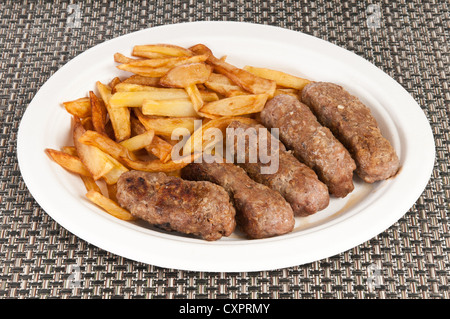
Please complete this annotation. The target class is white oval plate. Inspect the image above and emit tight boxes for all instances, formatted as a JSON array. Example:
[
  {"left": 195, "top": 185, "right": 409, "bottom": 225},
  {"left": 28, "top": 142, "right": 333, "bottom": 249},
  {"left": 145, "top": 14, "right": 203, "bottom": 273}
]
[{"left": 17, "top": 22, "right": 435, "bottom": 272}]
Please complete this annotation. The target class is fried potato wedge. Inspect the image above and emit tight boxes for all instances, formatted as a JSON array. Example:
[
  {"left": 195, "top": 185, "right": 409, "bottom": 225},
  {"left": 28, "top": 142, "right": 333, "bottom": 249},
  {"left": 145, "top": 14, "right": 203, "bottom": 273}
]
[
  {"left": 121, "top": 75, "right": 161, "bottom": 87},
  {"left": 109, "top": 88, "right": 218, "bottom": 108},
  {"left": 204, "top": 73, "right": 247, "bottom": 97},
  {"left": 119, "top": 129, "right": 155, "bottom": 152},
  {"left": 73, "top": 120, "right": 116, "bottom": 181},
  {"left": 274, "top": 88, "right": 300, "bottom": 98},
  {"left": 86, "top": 190, "right": 136, "bottom": 221},
  {"left": 120, "top": 156, "right": 193, "bottom": 173},
  {"left": 190, "top": 44, "right": 276, "bottom": 97},
  {"left": 106, "top": 183, "right": 118, "bottom": 202},
  {"left": 147, "top": 136, "right": 173, "bottom": 162},
  {"left": 117, "top": 54, "right": 209, "bottom": 69},
  {"left": 243, "top": 65, "right": 311, "bottom": 90},
  {"left": 101, "top": 156, "right": 129, "bottom": 185},
  {"left": 97, "top": 81, "right": 131, "bottom": 142},
  {"left": 142, "top": 98, "right": 198, "bottom": 117},
  {"left": 132, "top": 44, "right": 194, "bottom": 58},
  {"left": 181, "top": 116, "right": 258, "bottom": 155},
  {"left": 199, "top": 93, "right": 269, "bottom": 116},
  {"left": 81, "top": 117, "right": 94, "bottom": 131},
  {"left": 159, "top": 62, "right": 213, "bottom": 113},
  {"left": 80, "top": 175, "right": 102, "bottom": 193},
  {"left": 45, "top": 148, "right": 91, "bottom": 177},
  {"left": 130, "top": 116, "right": 173, "bottom": 162},
  {"left": 133, "top": 108, "right": 198, "bottom": 137},
  {"left": 62, "top": 97, "right": 91, "bottom": 118},
  {"left": 60, "top": 146, "right": 77, "bottom": 156},
  {"left": 159, "top": 62, "right": 212, "bottom": 88},
  {"left": 78, "top": 129, "right": 137, "bottom": 162},
  {"left": 108, "top": 76, "right": 122, "bottom": 90},
  {"left": 89, "top": 91, "right": 108, "bottom": 135},
  {"left": 114, "top": 52, "right": 142, "bottom": 64}
]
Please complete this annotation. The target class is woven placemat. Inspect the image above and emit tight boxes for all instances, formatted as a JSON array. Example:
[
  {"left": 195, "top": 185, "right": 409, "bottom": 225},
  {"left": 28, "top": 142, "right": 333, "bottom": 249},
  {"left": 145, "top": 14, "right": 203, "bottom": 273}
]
[{"left": 0, "top": 0, "right": 448, "bottom": 299}]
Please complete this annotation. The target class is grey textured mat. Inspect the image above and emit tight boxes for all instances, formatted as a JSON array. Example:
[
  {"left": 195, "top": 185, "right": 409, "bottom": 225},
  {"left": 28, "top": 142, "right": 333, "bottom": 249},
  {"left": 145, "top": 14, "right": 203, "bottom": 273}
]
[{"left": 0, "top": 0, "right": 449, "bottom": 299}]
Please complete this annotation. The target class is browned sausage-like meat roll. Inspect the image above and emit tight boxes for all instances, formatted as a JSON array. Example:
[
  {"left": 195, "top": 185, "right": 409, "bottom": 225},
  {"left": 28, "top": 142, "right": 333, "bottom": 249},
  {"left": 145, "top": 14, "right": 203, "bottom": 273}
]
[
  {"left": 116, "top": 170, "right": 236, "bottom": 241},
  {"left": 226, "top": 120, "right": 329, "bottom": 214},
  {"left": 301, "top": 82, "right": 400, "bottom": 183},
  {"left": 181, "top": 161, "right": 295, "bottom": 239},
  {"left": 260, "top": 94, "right": 356, "bottom": 198}
]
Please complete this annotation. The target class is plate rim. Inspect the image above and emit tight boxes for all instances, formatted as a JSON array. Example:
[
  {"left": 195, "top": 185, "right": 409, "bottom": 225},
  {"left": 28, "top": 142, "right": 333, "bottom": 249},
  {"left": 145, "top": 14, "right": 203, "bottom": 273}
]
[{"left": 17, "top": 21, "right": 435, "bottom": 272}]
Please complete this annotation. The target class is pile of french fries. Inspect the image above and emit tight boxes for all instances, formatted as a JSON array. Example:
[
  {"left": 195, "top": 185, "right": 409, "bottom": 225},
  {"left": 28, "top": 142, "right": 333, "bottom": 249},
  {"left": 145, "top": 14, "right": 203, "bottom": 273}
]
[{"left": 45, "top": 43, "right": 311, "bottom": 222}]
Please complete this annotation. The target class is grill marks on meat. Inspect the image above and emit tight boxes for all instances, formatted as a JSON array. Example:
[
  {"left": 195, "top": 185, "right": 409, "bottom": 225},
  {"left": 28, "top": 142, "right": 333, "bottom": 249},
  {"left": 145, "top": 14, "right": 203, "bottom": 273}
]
[
  {"left": 301, "top": 82, "right": 400, "bottom": 183},
  {"left": 181, "top": 162, "right": 295, "bottom": 239},
  {"left": 260, "top": 94, "right": 356, "bottom": 198},
  {"left": 116, "top": 171, "right": 236, "bottom": 241},
  {"left": 226, "top": 121, "right": 329, "bottom": 215}
]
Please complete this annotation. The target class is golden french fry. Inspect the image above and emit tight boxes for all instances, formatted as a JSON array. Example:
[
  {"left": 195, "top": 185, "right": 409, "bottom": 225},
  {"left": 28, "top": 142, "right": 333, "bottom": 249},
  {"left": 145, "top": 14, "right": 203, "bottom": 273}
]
[
  {"left": 132, "top": 44, "right": 194, "bottom": 58},
  {"left": 114, "top": 52, "right": 142, "bottom": 64},
  {"left": 204, "top": 73, "right": 247, "bottom": 97},
  {"left": 274, "top": 88, "right": 300, "bottom": 98},
  {"left": 130, "top": 116, "right": 173, "bottom": 162},
  {"left": 81, "top": 117, "right": 94, "bottom": 131},
  {"left": 159, "top": 62, "right": 212, "bottom": 88},
  {"left": 109, "top": 76, "right": 122, "bottom": 93},
  {"left": 147, "top": 136, "right": 173, "bottom": 163},
  {"left": 185, "top": 83, "right": 204, "bottom": 112},
  {"left": 119, "top": 129, "right": 155, "bottom": 152},
  {"left": 60, "top": 146, "right": 77, "bottom": 156},
  {"left": 122, "top": 74, "right": 161, "bottom": 87},
  {"left": 141, "top": 99, "right": 198, "bottom": 117},
  {"left": 243, "top": 65, "right": 311, "bottom": 90},
  {"left": 107, "top": 183, "right": 118, "bottom": 202},
  {"left": 110, "top": 88, "right": 189, "bottom": 106},
  {"left": 80, "top": 175, "right": 102, "bottom": 193},
  {"left": 73, "top": 120, "right": 115, "bottom": 181},
  {"left": 115, "top": 65, "right": 171, "bottom": 78},
  {"left": 120, "top": 155, "right": 197, "bottom": 173},
  {"left": 89, "top": 91, "right": 108, "bottom": 135},
  {"left": 116, "top": 83, "right": 219, "bottom": 103},
  {"left": 199, "top": 93, "right": 269, "bottom": 116},
  {"left": 113, "top": 82, "right": 219, "bottom": 102},
  {"left": 45, "top": 148, "right": 91, "bottom": 177},
  {"left": 117, "top": 54, "right": 209, "bottom": 70},
  {"left": 85, "top": 190, "right": 136, "bottom": 221},
  {"left": 101, "top": 156, "right": 129, "bottom": 185},
  {"left": 110, "top": 87, "right": 218, "bottom": 108},
  {"left": 78, "top": 129, "right": 137, "bottom": 162},
  {"left": 190, "top": 44, "right": 276, "bottom": 97},
  {"left": 133, "top": 108, "right": 198, "bottom": 137},
  {"left": 62, "top": 97, "right": 91, "bottom": 118},
  {"left": 159, "top": 62, "right": 213, "bottom": 113},
  {"left": 97, "top": 81, "right": 131, "bottom": 142},
  {"left": 181, "top": 116, "right": 258, "bottom": 155}
]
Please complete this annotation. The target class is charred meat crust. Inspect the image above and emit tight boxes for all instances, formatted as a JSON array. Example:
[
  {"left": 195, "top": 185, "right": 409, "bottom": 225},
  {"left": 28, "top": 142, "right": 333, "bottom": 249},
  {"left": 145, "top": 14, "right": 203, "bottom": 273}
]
[
  {"left": 260, "top": 94, "right": 356, "bottom": 198},
  {"left": 226, "top": 120, "right": 329, "bottom": 215},
  {"left": 116, "top": 170, "right": 236, "bottom": 241},
  {"left": 181, "top": 161, "right": 295, "bottom": 239},
  {"left": 301, "top": 82, "right": 400, "bottom": 183}
]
